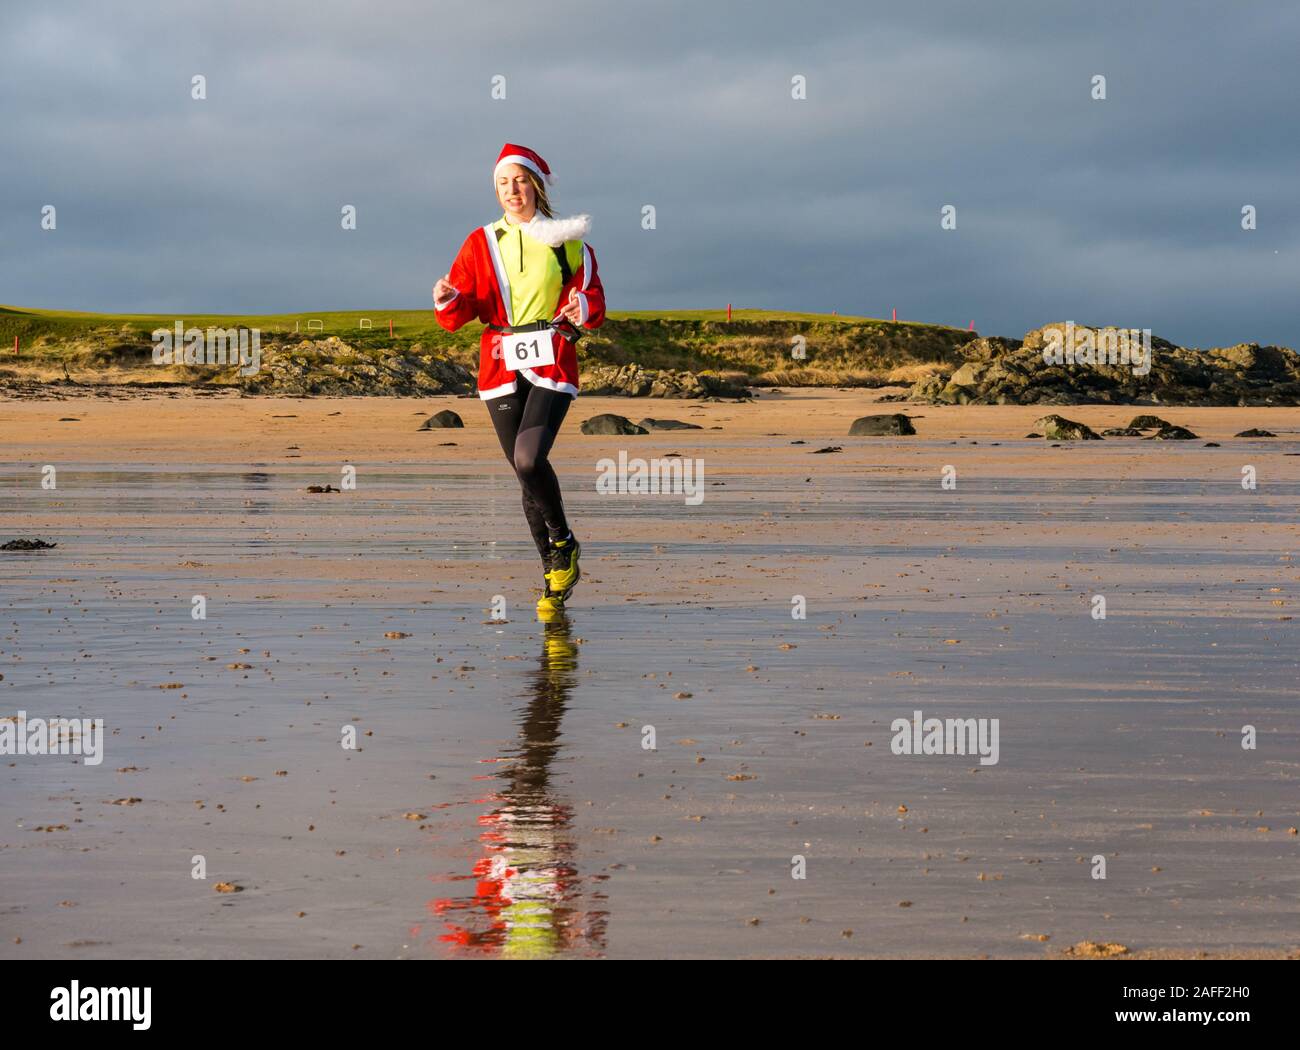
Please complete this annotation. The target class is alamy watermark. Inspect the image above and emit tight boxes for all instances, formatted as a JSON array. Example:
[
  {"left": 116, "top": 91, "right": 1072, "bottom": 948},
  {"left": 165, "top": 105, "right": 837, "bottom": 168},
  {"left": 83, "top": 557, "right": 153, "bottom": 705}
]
[
  {"left": 152, "top": 321, "right": 261, "bottom": 376},
  {"left": 596, "top": 450, "right": 705, "bottom": 506},
  {"left": 890, "top": 710, "right": 999, "bottom": 766},
  {"left": 1042, "top": 321, "right": 1151, "bottom": 377},
  {"left": 1, "top": 711, "right": 104, "bottom": 765},
  {"left": 50, "top": 981, "right": 150, "bottom": 1029}
]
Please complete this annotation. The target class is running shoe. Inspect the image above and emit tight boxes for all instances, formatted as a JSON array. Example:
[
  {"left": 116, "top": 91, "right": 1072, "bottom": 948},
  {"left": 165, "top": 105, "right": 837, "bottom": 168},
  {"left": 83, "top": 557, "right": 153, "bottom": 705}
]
[
  {"left": 536, "top": 588, "right": 567, "bottom": 621},
  {"left": 545, "top": 534, "right": 581, "bottom": 596}
]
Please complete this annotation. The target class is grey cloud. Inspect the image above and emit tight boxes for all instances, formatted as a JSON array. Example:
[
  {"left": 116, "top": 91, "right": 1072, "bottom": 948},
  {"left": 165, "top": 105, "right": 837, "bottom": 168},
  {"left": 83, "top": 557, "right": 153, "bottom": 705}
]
[{"left": 0, "top": 0, "right": 1296, "bottom": 346}]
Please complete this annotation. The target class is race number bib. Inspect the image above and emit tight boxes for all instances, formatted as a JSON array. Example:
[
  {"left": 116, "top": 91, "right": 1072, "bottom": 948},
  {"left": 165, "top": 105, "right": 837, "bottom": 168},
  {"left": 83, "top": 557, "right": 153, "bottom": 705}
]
[{"left": 501, "top": 330, "right": 556, "bottom": 372}]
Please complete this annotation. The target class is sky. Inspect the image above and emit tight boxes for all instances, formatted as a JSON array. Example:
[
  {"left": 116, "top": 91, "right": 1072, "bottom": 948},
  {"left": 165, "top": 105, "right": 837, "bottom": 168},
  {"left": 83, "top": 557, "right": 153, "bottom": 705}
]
[{"left": 2, "top": 0, "right": 1297, "bottom": 348}]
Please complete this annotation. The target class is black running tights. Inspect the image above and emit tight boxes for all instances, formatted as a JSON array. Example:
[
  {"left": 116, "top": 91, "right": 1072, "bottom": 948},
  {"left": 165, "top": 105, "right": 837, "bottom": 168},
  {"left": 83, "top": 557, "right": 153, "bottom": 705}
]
[{"left": 486, "top": 375, "right": 572, "bottom": 560}]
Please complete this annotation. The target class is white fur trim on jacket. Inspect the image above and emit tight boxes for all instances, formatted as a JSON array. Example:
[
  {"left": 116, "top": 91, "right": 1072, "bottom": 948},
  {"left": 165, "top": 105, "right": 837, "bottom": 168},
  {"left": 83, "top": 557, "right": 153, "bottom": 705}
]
[
  {"left": 522, "top": 213, "right": 591, "bottom": 247},
  {"left": 479, "top": 379, "right": 519, "bottom": 400},
  {"left": 519, "top": 368, "right": 578, "bottom": 397}
]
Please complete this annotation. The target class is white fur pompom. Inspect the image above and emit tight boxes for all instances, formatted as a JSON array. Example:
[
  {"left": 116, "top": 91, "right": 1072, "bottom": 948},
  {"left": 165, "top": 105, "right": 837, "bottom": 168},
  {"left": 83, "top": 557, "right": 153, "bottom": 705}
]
[{"left": 523, "top": 213, "right": 591, "bottom": 247}]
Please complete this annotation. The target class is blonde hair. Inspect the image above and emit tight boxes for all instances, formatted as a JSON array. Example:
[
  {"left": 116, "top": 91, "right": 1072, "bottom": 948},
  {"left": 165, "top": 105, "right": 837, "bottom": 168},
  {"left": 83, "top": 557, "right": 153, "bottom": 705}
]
[{"left": 496, "top": 167, "right": 554, "bottom": 219}]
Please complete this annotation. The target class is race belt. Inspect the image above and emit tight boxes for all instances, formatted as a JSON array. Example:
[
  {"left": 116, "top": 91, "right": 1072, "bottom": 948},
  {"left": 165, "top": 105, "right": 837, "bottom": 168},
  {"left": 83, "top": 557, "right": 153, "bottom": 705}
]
[{"left": 486, "top": 318, "right": 584, "bottom": 345}]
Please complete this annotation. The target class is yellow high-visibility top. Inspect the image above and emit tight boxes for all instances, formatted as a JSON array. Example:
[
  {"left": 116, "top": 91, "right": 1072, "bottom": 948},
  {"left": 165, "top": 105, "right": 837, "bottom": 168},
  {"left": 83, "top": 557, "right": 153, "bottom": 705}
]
[{"left": 490, "top": 215, "right": 584, "bottom": 326}]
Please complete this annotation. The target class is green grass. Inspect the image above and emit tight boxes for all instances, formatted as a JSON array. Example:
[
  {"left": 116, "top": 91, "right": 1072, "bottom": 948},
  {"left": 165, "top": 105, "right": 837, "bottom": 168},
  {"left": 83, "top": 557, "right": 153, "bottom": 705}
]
[{"left": 0, "top": 304, "right": 979, "bottom": 385}]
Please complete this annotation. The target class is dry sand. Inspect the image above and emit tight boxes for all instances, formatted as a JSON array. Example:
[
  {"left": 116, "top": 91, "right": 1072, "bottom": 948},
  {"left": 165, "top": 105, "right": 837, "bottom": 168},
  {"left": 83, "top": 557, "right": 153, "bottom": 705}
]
[{"left": 1, "top": 389, "right": 1297, "bottom": 958}]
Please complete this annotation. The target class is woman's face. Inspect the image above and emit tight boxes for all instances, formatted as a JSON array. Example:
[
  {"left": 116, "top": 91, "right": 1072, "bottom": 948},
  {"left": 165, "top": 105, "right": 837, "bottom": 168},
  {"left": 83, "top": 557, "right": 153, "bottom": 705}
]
[{"left": 496, "top": 164, "right": 536, "bottom": 221}]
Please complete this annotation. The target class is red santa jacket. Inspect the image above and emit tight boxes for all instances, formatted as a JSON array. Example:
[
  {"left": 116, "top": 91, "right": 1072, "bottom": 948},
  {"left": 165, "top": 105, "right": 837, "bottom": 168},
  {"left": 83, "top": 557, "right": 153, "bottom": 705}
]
[{"left": 435, "top": 214, "right": 606, "bottom": 399}]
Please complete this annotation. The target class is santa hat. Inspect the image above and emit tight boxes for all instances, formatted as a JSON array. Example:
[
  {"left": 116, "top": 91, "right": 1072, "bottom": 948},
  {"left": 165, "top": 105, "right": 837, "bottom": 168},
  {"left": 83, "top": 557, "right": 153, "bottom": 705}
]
[{"left": 493, "top": 143, "right": 554, "bottom": 187}]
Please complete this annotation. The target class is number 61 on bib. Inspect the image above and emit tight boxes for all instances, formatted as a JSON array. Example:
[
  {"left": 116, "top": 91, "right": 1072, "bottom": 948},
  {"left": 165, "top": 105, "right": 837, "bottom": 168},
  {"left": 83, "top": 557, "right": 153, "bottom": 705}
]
[{"left": 501, "top": 331, "right": 556, "bottom": 372}]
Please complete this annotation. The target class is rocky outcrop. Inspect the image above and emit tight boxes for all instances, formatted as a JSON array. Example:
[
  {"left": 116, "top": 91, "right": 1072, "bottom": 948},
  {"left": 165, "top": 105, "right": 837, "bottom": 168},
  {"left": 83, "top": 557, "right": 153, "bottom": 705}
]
[
  {"left": 637, "top": 418, "right": 703, "bottom": 430},
  {"left": 1033, "top": 414, "right": 1102, "bottom": 440},
  {"left": 849, "top": 413, "right": 916, "bottom": 436},
  {"left": 240, "top": 338, "right": 473, "bottom": 397},
  {"left": 1147, "top": 424, "right": 1198, "bottom": 440},
  {"left": 909, "top": 325, "right": 1300, "bottom": 406},
  {"left": 580, "top": 414, "right": 649, "bottom": 435},
  {"left": 580, "top": 363, "right": 751, "bottom": 399},
  {"left": 418, "top": 409, "right": 464, "bottom": 430}
]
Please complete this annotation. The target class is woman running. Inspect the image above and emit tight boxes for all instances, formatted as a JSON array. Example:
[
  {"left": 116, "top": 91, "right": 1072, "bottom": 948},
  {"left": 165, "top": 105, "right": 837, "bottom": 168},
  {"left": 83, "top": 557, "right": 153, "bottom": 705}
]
[{"left": 433, "top": 143, "right": 606, "bottom": 617}]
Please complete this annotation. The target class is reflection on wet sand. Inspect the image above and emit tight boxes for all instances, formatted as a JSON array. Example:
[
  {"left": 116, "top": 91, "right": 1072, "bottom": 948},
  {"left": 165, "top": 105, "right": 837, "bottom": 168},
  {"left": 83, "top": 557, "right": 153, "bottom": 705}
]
[{"left": 426, "top": 617, "right": 609, "bottom": 957}]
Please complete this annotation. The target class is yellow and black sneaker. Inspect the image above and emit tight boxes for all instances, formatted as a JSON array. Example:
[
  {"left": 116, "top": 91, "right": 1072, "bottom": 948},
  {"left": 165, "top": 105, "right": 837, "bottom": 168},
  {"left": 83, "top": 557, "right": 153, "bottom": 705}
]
[
  {"left": 545, "top": 534, "right": 581, "bottom": 597},
  {"left": 536, "top": 586, "right": 567, "bottom": 621}
]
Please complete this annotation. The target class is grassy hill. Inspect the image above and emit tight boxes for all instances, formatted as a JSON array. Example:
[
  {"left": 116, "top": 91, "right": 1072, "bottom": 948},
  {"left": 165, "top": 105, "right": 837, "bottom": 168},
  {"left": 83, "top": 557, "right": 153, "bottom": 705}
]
[{"left": 0, "top": 304, "right": 978, "bottom": 388}]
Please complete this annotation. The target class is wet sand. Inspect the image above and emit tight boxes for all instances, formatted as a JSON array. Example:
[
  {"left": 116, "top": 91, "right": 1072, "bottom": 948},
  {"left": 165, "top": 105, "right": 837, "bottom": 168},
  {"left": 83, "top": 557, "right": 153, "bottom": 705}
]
[{"left": 1, "top": 390, "right": 1298, "bottom": 958}]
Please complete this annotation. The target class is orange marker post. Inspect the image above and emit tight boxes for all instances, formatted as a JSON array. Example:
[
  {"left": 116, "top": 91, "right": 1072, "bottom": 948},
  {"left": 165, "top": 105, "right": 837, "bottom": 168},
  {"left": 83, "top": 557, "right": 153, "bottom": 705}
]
[
  {"left": 727, "top": 303, "right": 732, "bottom": 322},
  {"left": 892, "top": 307, "right": 896, "bottom": 322},
  {"left": 389, "top": 319, "right": 393, "bottom": 337}
]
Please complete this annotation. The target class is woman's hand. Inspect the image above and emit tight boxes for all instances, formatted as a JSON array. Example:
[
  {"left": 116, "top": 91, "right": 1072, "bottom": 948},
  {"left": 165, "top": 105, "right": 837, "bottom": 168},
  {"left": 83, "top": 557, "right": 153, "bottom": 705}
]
[
  {"left": 432, "top": 275, "right": 458, "bottom": 307},
  {"left": 558, "top": 288, "right": 583, "bottom": 326}
]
